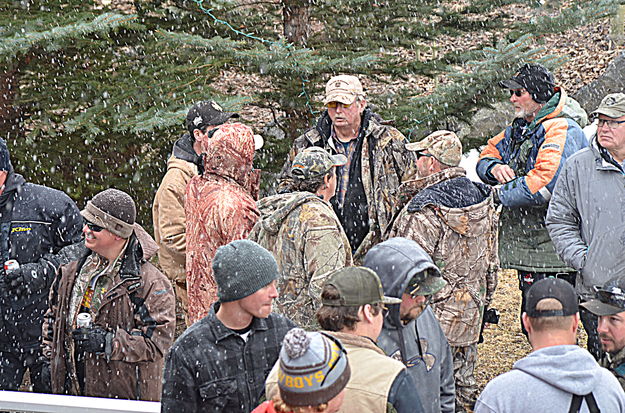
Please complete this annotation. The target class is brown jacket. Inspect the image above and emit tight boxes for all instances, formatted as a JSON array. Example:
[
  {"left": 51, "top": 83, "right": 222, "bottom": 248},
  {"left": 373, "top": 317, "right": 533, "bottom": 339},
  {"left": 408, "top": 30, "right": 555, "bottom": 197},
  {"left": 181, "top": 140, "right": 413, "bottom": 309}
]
[
  {"left": 43, "top": 225, "right": 176, "bottom": 401},
  {"left": 153, "top": 155, "right": 197, "bottom": 287},
  {"left": 390, "top": 167, "right": 499, "bottom": 346},
  {"left": 185, "top": 123, "right": 260, "bottom": 323}
]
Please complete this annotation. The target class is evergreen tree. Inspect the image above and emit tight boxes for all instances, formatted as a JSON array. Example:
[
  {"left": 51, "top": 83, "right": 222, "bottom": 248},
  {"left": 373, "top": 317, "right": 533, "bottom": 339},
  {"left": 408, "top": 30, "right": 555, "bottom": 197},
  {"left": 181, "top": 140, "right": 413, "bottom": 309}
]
[{"left": 0, "top": 0, "right": 618, "bottom": 227}]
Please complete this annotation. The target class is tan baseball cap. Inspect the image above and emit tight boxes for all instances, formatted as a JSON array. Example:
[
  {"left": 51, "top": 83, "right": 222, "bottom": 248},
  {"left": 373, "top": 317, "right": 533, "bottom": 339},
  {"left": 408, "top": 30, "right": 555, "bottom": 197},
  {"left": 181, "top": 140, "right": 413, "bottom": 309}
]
[
  {"left": 591, "top": 93, "right": 625, "bottom": 119},
  {"left": 323, "top": 75, "right": 365, "bottom": 105},
  {"left": 406, "top": 130, "right": 462, "bottom": 167}
]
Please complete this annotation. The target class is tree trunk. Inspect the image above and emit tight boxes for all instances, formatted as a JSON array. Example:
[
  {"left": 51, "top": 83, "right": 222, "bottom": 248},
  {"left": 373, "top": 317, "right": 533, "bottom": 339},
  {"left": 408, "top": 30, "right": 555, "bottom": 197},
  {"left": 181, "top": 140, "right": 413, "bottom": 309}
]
[{"left": 283, "top": 0, "right": 311, "bottom": 46}]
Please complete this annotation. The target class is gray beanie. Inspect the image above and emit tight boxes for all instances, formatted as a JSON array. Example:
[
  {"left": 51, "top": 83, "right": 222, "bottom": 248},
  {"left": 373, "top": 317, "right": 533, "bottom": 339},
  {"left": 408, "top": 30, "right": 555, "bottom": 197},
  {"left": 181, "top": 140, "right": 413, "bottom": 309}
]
[
  {"left": 278, "top": 328, "right": 350, "bottom": 407},
  {"left": 213, "top": 239, "right": 279, "bottom": 302},
  {"left": 81, "top": 188, "right": 136, "bottom": 238}
]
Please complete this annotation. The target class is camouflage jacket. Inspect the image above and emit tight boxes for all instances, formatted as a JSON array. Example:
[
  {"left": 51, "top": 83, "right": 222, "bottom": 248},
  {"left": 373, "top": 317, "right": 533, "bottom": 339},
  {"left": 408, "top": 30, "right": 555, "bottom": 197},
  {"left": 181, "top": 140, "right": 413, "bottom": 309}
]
[
  {"left": 278, "top": 109, "right": 416, "bottom": 262},
  {"left": 390, "top": 167, "right": 499, "bottom": 346},
  {"left": 249, "top": 192, "right": 352, "bottom": 329},
  {"left": 601, "top": 345, "right": 625, "bottom": 392}
]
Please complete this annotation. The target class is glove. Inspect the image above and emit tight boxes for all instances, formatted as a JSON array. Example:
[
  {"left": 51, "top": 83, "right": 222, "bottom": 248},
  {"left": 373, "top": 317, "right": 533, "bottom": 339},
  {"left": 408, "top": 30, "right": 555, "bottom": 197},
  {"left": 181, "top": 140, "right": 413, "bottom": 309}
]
[
  {"left": 5, "top": 263, "right": 49, "bottom": 300},
  {"left": 72, "top": 326, "right": 113, "bottom": 355}
]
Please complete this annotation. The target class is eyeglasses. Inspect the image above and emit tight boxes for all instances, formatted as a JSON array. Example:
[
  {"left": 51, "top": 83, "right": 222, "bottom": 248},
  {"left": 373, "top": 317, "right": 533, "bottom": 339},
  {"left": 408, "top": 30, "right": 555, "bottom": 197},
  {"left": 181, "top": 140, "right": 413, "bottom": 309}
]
[
  {"left": 597, "top": 119, "right": 625, "bottom": 129},
  {"left": 594, "top": 285, "right": 625, "bottom": 309},
  {"left": 416, "top": 151, "right": 434, "bottom": 160},
  {"left": 509, "top": 89, "right": 526, "bottom": 97},
  {"left": 326, "top": 101, "right": 353, "bottom": 109},
  {"left": 84, "top": 220, "right": 105, "bottom": 233}
]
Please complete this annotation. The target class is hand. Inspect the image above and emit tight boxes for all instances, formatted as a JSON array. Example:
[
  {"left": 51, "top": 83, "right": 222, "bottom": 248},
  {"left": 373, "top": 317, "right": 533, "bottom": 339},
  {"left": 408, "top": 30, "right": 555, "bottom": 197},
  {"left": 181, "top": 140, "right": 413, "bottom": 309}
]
[
  {"left": 72, "top": 326, "right": 112, "bottom": 354},
  {"left": 5, "top": 265, "right": 36, "bottom": 299},
  {"left": 491, "top": 164, "right": 516, "bottom": 184}
]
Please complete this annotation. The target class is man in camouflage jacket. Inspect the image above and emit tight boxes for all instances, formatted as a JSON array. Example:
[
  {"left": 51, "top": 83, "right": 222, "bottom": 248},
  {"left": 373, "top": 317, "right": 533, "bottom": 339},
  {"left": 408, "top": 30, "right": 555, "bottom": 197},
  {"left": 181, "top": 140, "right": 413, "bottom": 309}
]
[
  {"left": 390, "top": 131, "right": 499, "bottom": 412},
  {"left": 581, "top": 275, "right": 625, "bottom": 391},
  {"left": 250, "top": 147, "right": 352, "bottom": 329},
  {"left": 278, "top": 75, "right": 415, "bottom": 262}
]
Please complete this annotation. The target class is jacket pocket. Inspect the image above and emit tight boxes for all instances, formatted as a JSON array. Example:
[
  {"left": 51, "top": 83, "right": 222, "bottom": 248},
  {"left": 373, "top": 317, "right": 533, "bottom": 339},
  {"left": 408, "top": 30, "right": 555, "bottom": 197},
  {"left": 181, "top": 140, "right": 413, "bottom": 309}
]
[{"left": 199, "top": 377, "right": 237, "bottom": 409}]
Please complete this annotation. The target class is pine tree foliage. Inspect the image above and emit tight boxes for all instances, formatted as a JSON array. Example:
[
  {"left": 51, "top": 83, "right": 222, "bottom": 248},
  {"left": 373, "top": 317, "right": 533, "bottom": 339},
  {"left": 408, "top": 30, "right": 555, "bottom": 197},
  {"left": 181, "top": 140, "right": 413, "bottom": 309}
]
[{"left": 0, "top": 0, "right": 619, "bottom": 227}]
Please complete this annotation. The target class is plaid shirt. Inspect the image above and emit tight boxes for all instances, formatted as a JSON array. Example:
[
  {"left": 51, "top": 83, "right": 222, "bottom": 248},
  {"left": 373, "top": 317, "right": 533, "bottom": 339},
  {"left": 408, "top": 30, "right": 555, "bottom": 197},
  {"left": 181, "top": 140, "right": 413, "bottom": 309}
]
[
  {"left": 332, "top": 128, "right": 359, "bottom": 208},
  {"left": 161, "top": 304, "right": 295, "bottom": 413}
]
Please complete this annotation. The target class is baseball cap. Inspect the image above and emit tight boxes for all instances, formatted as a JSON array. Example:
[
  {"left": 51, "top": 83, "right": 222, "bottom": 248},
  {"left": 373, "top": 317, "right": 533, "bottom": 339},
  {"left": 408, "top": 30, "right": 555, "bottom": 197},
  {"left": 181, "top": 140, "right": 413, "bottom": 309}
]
[
  {"left": 291, "top": 147, "right": 347, "bottom": 181},
  {"left": 186, "top": 100, "right": 239, "bottom": 135},
  {"left": 323, "top": 75, "right": 365, "bottom": 105},
  {"left": 590, "top": 93, "right": 625, "bottom": 119},
  {"left": 500, "top": 63, "right": 555, "bottom": 104},
  {"left": 405, "top": 268, "right": 447, "bottom": 297},
  {"left": 581, "top": 276, "right": 625, "bottom": 316},
  {"left": 406, "top": 130, "right": 462, "bottom": 167},
  {"left": 525, "top": 278, "right": 578, "bottom": 318},
  {"left": 321, "top": 266, "right": 402, "bottom": 307}
]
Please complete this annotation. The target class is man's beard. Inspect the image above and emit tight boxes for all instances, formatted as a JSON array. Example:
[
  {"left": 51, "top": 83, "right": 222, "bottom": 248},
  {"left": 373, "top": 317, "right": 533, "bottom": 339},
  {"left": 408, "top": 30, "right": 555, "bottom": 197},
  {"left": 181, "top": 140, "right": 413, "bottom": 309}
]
[{"left": 400, "top": 304, "right": 427, "bottom": 324}]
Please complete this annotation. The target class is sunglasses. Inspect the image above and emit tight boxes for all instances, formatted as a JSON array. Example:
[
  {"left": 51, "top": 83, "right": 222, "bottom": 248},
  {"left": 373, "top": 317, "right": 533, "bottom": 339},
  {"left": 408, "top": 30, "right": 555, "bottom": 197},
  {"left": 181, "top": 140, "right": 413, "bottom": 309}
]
[
  {"left": 326, "top": 101, "right": 353, "bottom": 109},
  {"left": 84, "top": 220, "right": 105, "bottom": 233},
  {"left": 416, "top": 151, "right": 434, "bottom": 160},
  {"left": 509, "top": 89, "right": 526, "bottom": 97},
  {"left": 597, "top": 119, "right": 625, "bottom": 129}
]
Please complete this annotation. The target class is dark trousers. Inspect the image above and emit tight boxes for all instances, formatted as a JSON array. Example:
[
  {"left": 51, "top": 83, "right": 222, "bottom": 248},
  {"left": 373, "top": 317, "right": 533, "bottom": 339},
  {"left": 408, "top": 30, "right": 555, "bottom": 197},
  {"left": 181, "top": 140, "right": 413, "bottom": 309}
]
[
  {"left": 580, "top": 307, "right": 603, "bottom": 361},
  {"left": 518, "top": 271, "right": 576, "bottom": 336},
  {"left": 0, "top": 349, "right": 50, "bottom": 392}
]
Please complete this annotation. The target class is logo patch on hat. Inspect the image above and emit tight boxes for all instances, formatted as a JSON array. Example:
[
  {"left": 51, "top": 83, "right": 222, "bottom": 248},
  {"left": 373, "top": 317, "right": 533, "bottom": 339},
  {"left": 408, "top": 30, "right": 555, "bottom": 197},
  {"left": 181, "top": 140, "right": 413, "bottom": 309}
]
[
  {"left": 193, "top": 116, "right": 203, "bottom": 126},
  {"left": 334, "top": 81, "right": 344, "bottom": 88}
]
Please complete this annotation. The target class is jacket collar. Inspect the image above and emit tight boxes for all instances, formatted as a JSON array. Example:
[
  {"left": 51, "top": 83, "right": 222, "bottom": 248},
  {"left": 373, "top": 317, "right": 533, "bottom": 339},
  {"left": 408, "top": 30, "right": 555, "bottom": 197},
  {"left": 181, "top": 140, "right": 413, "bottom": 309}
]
[
  {"left": 396, "top": 167, "right": 466, "bottom": 206},
  {"left": 208, "top": 303, "right": 269, "bottom": 342},
  {"left": 324, "top": 331, "right": 386, "bottom": 355},
  {"left": 590, "top": 136, "right": 624, "bottom": 173}
]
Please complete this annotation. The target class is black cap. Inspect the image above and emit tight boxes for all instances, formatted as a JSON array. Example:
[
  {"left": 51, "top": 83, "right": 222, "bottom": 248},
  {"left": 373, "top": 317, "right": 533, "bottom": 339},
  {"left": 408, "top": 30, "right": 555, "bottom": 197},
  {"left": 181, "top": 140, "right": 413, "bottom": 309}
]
[
  {"left": 500, "top": 63, "right": 555, "bottom": 104},
  {"left": 580, "top": 276, "right": 625, "bottom": 316},
  {"left": 525, "top": 278, "right": 578, "bottom": 318},
  {"left": 186, "top": 100, "right": 239, "bottom": 135}
]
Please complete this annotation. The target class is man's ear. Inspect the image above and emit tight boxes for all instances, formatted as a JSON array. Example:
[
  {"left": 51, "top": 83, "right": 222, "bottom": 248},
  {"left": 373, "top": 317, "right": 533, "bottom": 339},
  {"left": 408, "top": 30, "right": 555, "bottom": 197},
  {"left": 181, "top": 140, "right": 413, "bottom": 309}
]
[
  {"left": 521, "top": 312, "right": 532, "bottom": 334},
  {"left": 361, "top": 304, "right": 374, "bottom": 323},
  {"left": 193, "top": 129, "right": 203, "bottom": 141}
]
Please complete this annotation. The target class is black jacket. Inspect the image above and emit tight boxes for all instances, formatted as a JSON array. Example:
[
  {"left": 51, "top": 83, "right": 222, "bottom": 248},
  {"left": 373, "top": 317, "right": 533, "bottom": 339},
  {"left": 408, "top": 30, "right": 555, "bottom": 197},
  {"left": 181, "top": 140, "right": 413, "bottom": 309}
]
[
  {"left": 0, "top": 172, "right": 82, "bottom": 351},
  {"left": 161, "top": 304, "right": 295, "bottom": 413}
]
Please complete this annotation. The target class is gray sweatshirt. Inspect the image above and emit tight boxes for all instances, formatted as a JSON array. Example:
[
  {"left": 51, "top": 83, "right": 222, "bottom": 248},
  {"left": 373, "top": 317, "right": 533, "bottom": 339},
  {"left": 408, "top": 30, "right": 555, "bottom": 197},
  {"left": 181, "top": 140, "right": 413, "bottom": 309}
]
[{"left": 475, "top": 345, "right": 625, "bottom": 412}]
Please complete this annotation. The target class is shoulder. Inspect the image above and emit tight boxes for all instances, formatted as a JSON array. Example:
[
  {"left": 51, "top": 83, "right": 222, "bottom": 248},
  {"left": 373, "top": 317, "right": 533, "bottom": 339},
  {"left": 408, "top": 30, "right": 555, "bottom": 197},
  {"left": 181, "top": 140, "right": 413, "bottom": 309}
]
[
  {"left": 172, "top": 317, "right": 218, "bottom": 356},
  {"left": 299, "top": 200, "right": 340, "bottom": 225},
  {"left": 22, "top": 182, "right": 75, "bottom": 204},
  {"left": 266, "top": 312, "right": 296, "bottom": 331}
]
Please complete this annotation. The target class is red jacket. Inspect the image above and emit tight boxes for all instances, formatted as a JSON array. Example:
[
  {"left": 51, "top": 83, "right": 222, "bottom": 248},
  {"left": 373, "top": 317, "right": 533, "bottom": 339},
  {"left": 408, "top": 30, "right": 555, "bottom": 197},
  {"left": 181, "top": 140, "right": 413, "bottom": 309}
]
[{"left": 185, "top": 123, "right": 260, "bottom": 323}]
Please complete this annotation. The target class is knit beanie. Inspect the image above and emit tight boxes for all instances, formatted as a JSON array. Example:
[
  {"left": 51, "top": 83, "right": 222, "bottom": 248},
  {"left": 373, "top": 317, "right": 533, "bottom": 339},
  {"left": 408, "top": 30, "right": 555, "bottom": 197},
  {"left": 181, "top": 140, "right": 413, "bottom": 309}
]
[
  {"left": 0, "top": 139, "right": 13, "bottom": 172},
  {"left": 278, "top": 328, "right": 351, "bottom": 407},
  {"left": 81, "top": 188, "right": 136, "bottom": 238},
  {"left": 213, "top": 239, "right": 279, "bottom": 302}
]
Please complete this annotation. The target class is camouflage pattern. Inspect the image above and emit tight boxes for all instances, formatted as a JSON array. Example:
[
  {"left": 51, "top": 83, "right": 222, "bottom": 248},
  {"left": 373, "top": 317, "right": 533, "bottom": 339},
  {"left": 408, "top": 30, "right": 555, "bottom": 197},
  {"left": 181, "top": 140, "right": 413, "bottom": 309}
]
[
  {"left": 406, "top": 130, "right": 462, "bottom": 167},
  {"left": 452, "top": 344, "right": 478, "bottom": 413},
  {"left": 601, "top": 346, "right": 625, "bottom": 392},
  {"left": 291, "top": 147, "right": 346, "bottom": 181},
  {"left": 278, "top": 109, "right": 416, "bottom": 262},
  {"left": 389, "top": 167, "right": 499, "bottom": 346},
  {"left": 185, "top": 123, "right": 260, "bottom": 324},
  {"left": 248, "top": 191, "right": 352, "bottom": 329}
]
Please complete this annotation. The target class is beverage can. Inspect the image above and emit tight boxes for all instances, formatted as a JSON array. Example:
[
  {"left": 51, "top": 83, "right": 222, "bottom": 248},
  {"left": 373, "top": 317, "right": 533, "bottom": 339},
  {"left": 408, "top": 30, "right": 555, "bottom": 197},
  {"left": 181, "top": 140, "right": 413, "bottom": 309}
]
[
  {"left": 77, "top": 313, "right": 92, "bottom": 328},
  {"left": 3, "top": 260, "right": 19, "bottom": 273}
]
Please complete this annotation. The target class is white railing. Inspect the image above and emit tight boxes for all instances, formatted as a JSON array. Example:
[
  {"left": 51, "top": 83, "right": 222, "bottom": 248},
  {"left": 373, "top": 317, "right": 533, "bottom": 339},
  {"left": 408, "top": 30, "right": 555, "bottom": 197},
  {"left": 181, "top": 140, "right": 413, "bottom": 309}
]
[{"left": 0, "top": 391, "right": 160, "bottom": 413}]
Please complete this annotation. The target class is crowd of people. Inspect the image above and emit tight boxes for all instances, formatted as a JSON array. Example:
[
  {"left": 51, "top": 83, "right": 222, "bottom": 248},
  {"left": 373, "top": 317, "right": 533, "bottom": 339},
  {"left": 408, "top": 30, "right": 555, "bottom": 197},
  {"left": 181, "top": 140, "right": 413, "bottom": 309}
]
[{"left": 0, "top": 63, "right": 624, "bottom": 413}]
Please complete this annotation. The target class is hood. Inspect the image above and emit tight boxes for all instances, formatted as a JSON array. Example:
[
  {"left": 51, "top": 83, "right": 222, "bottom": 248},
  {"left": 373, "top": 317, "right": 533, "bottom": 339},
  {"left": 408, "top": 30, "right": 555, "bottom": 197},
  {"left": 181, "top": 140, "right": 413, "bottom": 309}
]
[
  {"left": 364, "top": 237, "right": 439, "bottom": 327},
  {"left": 201, "top": 123, "right": 261, "bottom": 198},
  {"left": 531, "top": 88, "right": 588, "bottom": 129},
  {"left": 256, "top": 192, "right": 322, "bottom": 235},
  {"left": 513, "top": 345, "right": 604, "bottom": 395},
  {"left": 172, "top": 132, "right": 200, "bottom": 165}
]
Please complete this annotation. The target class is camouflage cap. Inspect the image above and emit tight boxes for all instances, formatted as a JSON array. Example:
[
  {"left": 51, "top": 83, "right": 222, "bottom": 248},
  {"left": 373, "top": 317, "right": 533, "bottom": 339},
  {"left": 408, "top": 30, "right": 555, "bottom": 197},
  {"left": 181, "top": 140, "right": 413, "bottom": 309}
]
[
  {"left": 322, "top": 266, "right": 402, "bottom": 307},
  {"left": 323, "top": 75, "right": 365, "bottom": 105},
  {"left": 591, "top": 93, "right": 625, "bottom": 119},
  {"left": 405, "top": 130, "right": 462, "bottom": 167},
  {"left": 405, "top": 268, "right": 447, "bottom": 296},
  {"left": 291, "top": 147, "right": 347, "bottom": 181}
]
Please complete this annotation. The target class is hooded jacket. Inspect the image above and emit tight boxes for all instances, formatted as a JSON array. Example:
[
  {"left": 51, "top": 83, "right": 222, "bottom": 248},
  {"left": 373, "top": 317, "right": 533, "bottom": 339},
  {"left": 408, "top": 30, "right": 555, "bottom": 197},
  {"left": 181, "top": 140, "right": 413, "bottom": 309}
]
[
  {"left": 475, "top": 345, "right": 625, "bottom": 412},
  {"left": 364, "top": 237, "right": 455, "bottom": 413},
  {"left": 477, "top": 89, "right": 588, "bottom": 272},
  {"left": 390, "top": 167, "right": 499, "bottom": 346},
  {"left": 546, "top": 136, "right": 625, "bottom": 299},
  {"left": 0, "top": 171, "right": 82, "bottom": 351},
  {"left": 248, "top": 191, "right": 352, "bottom": 329},
  {"left": 153, "top": 134, "right": 199, "bottom": 296},
  {"left": 185, "top": 123, "right": 260, "bottom": 323},
  {"left": 278, "top": 108, "right": 416, "bottom": 262},
  {"left": 43, "top": 224, "right": 175, "bottom": 401}
]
